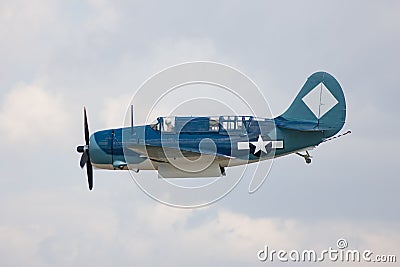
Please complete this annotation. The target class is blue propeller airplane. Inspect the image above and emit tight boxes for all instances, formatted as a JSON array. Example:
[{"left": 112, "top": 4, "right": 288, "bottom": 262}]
[{"left": 77, "top": 72, "right": 349, "bottom": 190}]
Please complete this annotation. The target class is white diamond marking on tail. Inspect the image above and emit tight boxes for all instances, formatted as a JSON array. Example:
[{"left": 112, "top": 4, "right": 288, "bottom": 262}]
[{"left": 302, "top": 82, "right": 339, "bottom": 119}]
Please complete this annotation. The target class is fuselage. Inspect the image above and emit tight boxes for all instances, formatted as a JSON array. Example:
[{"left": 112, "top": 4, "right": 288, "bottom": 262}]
[{"left": 88, "top": 116, "right": 324, "bottom": 171}]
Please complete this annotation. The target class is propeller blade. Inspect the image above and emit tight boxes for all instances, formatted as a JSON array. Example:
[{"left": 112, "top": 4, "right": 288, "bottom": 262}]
[
  {"left": 80, "top": 151, "right": 89, "bottom": 168},
  {"left": 78, "top": 106, "right": 94, "bottom": 190},
  {"left": 84, "top": 107, "right": 90, "bottom": 146},
  {"left": 87, "top": 155, "right": 93, "bottom": 190}
]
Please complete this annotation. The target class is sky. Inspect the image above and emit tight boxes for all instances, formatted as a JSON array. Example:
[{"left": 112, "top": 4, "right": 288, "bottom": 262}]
[{"left": 1, "top": 0, "right": 399, "bottom": 266}]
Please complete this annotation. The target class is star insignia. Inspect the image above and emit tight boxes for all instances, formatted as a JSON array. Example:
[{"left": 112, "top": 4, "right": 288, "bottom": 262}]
[{"left": 250, "top": 135, "right": 270, "bottom": 154}]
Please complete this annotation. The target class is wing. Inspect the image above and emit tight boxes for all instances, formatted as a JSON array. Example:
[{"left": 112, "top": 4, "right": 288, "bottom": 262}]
[
  {"left": 127, "top": 143, "right": 234, "bottom": 163},
  {"left": 127, "top": 144, "right": 232, "bottom": 178}
]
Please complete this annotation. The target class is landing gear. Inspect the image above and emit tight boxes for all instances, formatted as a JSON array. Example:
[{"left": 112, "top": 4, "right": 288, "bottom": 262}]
[
  {"left": 296, "top": 151, "right": 312, "bottom": 164},
  {"left": 220, "top": 166, "right": 226, "bottom": 176}
]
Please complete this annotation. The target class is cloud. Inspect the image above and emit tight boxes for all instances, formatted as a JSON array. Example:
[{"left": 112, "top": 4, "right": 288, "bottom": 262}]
[
  {"left": 85, "top": 0, "right": 119, "bottom": 30},
  {"left": 0, "top": 0, "right": 57, "bottom": 32},
  {"left": 1, "top": 187, "right": 399, "bottom": 267},
  {"left": 0, "top": 0, "right": 60, "bottom": 79},
  {"left": 147, "top": 209, "right": 400, "bottom": 266},
  {"left": 97, "top": 38, "right": 222, "bottom": 128},
  {"left": 151, "top": 38, "right": 218, "bottom": 66},
  {"left": 0, "top": 83, "right": 71, "bottom": 146},
  {"left": 100, "top": 94, "right": 132, "bottom": 129}
]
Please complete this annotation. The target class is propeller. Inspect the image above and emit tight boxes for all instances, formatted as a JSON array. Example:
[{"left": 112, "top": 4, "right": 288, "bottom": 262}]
[{"left": 76, "top": 107, "right": 94, "bottom": 190}]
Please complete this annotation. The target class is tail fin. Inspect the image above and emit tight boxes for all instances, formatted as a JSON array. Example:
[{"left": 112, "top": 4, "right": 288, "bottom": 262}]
[{"left": 276, "top": 72, "right": 346, "bottom": 138}]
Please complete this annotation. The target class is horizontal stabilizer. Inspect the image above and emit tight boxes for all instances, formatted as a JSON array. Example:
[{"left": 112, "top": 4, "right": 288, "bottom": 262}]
[{"left": 274, "top": 117, "right": 339, "bottom": 131}]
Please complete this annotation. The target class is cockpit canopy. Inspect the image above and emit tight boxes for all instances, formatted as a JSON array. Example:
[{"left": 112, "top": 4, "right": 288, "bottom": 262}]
[{"left": 150, "top": 116, "right": 270, "bottom": 133}]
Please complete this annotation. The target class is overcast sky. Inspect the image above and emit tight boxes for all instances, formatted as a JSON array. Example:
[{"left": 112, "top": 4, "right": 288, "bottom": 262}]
[{"left": 1, "top": 1, "right": 399, "bottom": 266}]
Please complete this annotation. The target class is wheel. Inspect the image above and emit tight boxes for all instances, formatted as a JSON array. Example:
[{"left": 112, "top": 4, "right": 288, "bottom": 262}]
[{"left": 305, "top": 158, "right": 312, "bottom": 164}]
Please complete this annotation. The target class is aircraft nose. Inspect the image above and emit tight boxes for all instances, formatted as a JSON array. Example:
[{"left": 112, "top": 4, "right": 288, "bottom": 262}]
[
  {"left": 88, "top": 134, "right": 97, "bottom": 154},
  {"left": 88, "top": 131, "right": 113, "bottom": 166}
]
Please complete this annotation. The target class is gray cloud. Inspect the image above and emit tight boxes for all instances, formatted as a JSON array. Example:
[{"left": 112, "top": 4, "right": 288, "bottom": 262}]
[{"left": 0, "top": 0, "right": 399, "bottom": 266}]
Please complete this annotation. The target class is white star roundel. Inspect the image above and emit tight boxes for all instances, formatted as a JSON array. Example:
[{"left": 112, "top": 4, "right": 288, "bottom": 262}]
[
  {"left": 250, "top": 135, "right": 270, "bottom": 154},
  {"left": 302, "top": 82, "right": 339, "bottom": 119},
  {"left": 237, "top": 136, "right": 284, "bottom": 155}
]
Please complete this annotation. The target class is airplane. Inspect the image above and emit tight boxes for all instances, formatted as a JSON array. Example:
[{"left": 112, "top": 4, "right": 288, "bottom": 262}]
[{"left": 77, "top": 71, "right": 349, "bottom": 190}]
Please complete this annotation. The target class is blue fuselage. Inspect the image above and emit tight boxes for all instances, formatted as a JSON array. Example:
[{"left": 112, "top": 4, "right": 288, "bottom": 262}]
[{"left": 88, "top": 116, "right": 324, "bottom": 170}]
